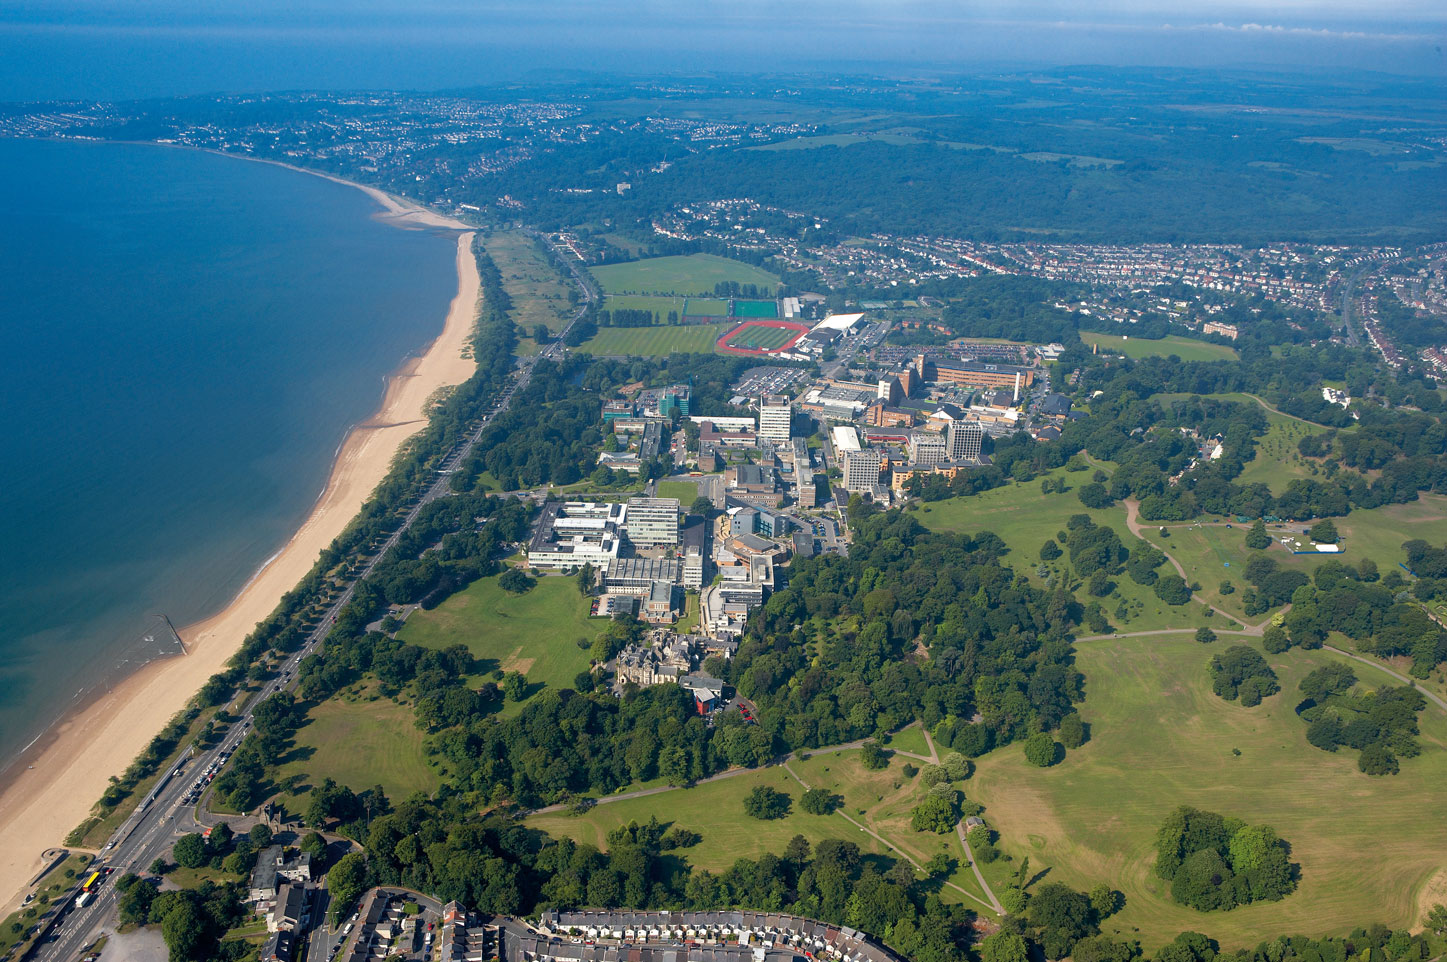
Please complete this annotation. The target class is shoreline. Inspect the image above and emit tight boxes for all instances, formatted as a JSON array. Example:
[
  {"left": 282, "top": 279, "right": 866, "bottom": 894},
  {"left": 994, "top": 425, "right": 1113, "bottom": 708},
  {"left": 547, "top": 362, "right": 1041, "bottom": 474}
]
[{"left": 0, "top": 168, "right": 481, "bottom": 908}]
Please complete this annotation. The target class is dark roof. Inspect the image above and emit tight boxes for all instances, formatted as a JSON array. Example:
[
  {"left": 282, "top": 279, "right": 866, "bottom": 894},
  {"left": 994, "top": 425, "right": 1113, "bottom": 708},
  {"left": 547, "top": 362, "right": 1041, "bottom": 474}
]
[{"left": 1039, "top": 394, "right": 1073, "bottom": 416}]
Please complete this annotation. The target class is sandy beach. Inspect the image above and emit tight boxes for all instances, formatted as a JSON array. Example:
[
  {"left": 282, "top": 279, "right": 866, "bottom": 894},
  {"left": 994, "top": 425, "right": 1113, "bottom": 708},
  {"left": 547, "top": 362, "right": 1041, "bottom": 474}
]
[{"left": 0, "top": 188, "right": 480, "bottom": 908}]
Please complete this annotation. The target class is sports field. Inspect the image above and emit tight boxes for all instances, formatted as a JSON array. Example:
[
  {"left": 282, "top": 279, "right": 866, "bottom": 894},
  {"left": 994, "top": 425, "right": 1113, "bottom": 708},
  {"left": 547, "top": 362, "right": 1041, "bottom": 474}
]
[
  {"left": 398, "top": 570, "right": 596, "bottom": 698},
  {"left": 969, "top": 636, "right": 1447, "bottom": 947},
  {"left": 575, "top": 324, "right": 731, "bottom": 357},
  {"left": 273, "top": 686, "right": 440, "bottom": 813},
  {"left": 733, "top": 299, "right": 779, "bottom": 318},
  {"left": 590, "top": 254, "right": 779, "bottom": 296},
  {"left": 717, "top": 319, "right": 811, "bottom": 356},
  {"left": 656, "top": 480, "right": 698, "bottom": 503},
  {"left": 604, "top": 294, "right": 686, "bottom": 318},
  {"left": 916, "top": 468, "right": 1219, "bottom": 632},
  {"left": 683, "top": 297, "right": 730, "bottom": 317},
  {"left": 1081, "top": 331, "right": 1239, "bottom": 362}
]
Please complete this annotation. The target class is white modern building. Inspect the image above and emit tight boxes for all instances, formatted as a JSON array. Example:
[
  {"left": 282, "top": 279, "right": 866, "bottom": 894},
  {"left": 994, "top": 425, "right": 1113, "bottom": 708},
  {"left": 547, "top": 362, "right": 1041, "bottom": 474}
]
[
  {"left": 908, "top": 432, "right": 948, "bottom": 466},
  {"left": 624, "top": 497, "right": 681, "bottom": 546},
  {"left": 526, "top": 501, "right": 626, "bottom": 570},
  {"left": 758, "top": 394, "right": 793, "bottom": 443}
]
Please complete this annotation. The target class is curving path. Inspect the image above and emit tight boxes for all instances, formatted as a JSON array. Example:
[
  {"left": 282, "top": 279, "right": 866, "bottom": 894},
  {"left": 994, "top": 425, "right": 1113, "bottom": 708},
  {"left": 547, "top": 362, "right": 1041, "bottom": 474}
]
[{"left": 1123, "top": 499, "right": 1254, "bottom": 630}]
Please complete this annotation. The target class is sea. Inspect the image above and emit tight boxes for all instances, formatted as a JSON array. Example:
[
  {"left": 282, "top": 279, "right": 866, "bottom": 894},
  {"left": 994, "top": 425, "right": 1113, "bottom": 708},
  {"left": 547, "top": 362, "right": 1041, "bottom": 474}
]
[{"left": 0, "top": 138, "right": 459, "bottom": 768}]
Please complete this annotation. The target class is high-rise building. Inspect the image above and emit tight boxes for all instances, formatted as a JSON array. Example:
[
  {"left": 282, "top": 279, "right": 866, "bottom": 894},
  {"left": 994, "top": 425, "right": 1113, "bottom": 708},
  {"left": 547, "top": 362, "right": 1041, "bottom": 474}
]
[
  {"left": 842, "top": 449, "right": 885, "bottom": 493},
  {"left": 909, "top": 432, "right": 948, "bottom": 466},
  {"left": 758, "top": 394, "right": 792, "bottom": 443},
  {"left": 947, "top": 420, "right": 984, "bottom": 462},
  {"left": 624, "top": 497, "right": 680, "bottom": 545}
]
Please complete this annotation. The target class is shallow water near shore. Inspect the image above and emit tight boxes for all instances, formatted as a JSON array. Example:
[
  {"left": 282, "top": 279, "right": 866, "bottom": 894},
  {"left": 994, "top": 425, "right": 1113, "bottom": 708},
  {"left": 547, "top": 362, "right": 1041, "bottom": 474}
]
[{"left": 0, "top": 138, "right": 457, "bottom": 766}]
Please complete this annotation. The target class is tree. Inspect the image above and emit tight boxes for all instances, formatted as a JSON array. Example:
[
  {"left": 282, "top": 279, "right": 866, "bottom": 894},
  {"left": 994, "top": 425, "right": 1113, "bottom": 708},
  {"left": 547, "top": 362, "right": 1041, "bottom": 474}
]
[
  {"left": 1427, "top": 903, "right": 1447, "bottom": 936},
  {"left": 910, "top": 792, "right": 960, "bottom": 833},
  {"left": 858, "top": 740, "right": 889, "bottom": 770},
  {"left": 981, "top": 932, "right": 1029, "bottom": 962},
  {"left": 532, "top": 323, "right": 550, "bottom": 343},
  {"left": 1059, "top": 713, "right": 1086, "bottom": 749},
  {"left": 159, "top": 899, "right": 208, "bottom": 962},
  {"left": 327, "top": 853, "right": 369, "bottom": 924},
  {"left": 498, "top": 568, "right": 533, "bottom": 593},
  {"left": 301, "top": 832, "right": 328, "bottom": 861},
  {"left": 1078, "top": 483, "right": 1114, "bottom": 509},
  {"left": 148, "top": 857, "right": 169, "bottom": 876},
  {"left": 575, "top": 563, "right": 596, "bottom": 596},
  {"left": 172, "top": 833, "right": 207, "bottom": 869},
  {"left": 1195, "top": 627, "right": 1217, "bottom": 644},
  {"left": 799, "top": 788, "right": 839, "bottom": 815},
  {"left": 1024, "top": 732, "right": 1059, "bottom": 767},
  {"left": 1245, "top": 519, "right": 1272, "bottom": 550},
  {"left": 502, "top": 671, "right": 529, "bottom": 701},
  {"left": 691, "top": 496, "right": 713, "bottom": 517},
  {"left": 1088, "top": 882, "right": 1120, "bottom": 917},
  {"left": 1154, "top": 573, "right": 1191, "bottom": 605},
  {"left": 1359, "top": 744, "right": 1399, "bottom": 776},
  {"left": 1308, "top": 519, "right": 1338, "bottom": 543},
  {"left": 248, "top": 824, "right": 273, "bottom": 848},
  {"left": 743, "top": 786, "right": 791, "bottom": 820},
  {"left": 1041, "top": 539, "right": 1062, "bottom": 561}
]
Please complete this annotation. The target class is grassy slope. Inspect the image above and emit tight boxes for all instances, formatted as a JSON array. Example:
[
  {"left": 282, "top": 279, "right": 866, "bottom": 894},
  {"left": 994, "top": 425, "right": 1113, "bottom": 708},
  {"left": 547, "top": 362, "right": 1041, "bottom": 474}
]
[
  {"left": 916, "top": 468, "right": 1220, "bottom": 632},
  {"left": 590, "top": 254, "right": 779, "bottom": 296},
  {"left": 272, "top": 686, "right": 439, "bottom": 811},
  {"left": 969, "top": 637, "right": 1447, "bottom": 948},
  {"left": 575, "top": 324, "right": 730, "bottom": 356},
  {"left": 527, "top": 764, "right": 890, "bottom": 872},
  {"left": 1157, "top": 391, "right": 1331, "bottom": 495},
  {"left": 398, "top": 571, "right": 598, "bottom": 694},
  {"left": 1080, "top": 332, "right": 1239, "bottom": 362}
]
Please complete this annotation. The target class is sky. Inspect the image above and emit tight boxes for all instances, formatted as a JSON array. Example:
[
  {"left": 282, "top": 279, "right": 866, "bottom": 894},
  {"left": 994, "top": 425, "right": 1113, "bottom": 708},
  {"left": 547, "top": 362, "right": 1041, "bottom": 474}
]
[{"left": 1, "top": 0, "right": 1443, "bottom": 100}]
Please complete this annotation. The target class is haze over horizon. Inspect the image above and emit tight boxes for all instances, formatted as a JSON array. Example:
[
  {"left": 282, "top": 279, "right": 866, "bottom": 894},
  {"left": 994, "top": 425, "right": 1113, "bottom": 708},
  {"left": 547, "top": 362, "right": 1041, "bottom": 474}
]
[{"left": 1, "top": 0, "right": 1444, "bottom": 100}]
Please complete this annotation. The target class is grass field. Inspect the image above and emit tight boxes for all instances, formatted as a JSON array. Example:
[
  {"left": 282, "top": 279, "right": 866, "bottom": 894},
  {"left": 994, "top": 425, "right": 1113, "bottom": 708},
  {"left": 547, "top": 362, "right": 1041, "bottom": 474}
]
[
  {"left": 1081, "top": 332, "right": 1239, "bottom": 362},
  {"left": 656, "top": 480, "right": 698, "bottom": 503},
  {"left": 604, "top": 294, "right": 686, "bottom": 318},
  {"left": 969, "top": 637, "right": 1447, "bottom": 947},
  {"left": 575, "top": 324, "right": 730, "bottom": 356},
  {"left": 590, "top": 254, "right": 779, "bottom": 296},
  {"left": 485, "top": 231, "right": 574, "bottom": 346},
  {"left": 750, "top": 132, "right": 928, "bottom": 151},
  {"left": 528, "top": 764, "right": 891, "bottom": 872},
  {"left": 399, "top": 571, "right": 597, "bottom": 699},
  {"left": 273, "top": 686, "right": 439, "bottom": 814},
  {"left": 684, "top": 297, "right": 730, "bottom": 317},
  {"left": 916, "top": 468, "right": 1220, "bottom": 632}
]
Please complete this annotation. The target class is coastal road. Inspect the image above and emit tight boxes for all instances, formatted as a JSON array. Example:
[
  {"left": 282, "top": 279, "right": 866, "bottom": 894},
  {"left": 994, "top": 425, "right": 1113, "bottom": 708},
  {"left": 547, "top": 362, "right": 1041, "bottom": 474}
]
[{"left": 30, "top": 228, "right": 598, "bottom": 962}]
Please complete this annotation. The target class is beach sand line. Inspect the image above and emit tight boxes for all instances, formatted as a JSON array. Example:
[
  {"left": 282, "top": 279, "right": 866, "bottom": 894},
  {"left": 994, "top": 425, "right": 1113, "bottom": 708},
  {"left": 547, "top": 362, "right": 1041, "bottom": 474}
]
[{"left": 0, "top": 217, "right": 480, "bottom": 909}]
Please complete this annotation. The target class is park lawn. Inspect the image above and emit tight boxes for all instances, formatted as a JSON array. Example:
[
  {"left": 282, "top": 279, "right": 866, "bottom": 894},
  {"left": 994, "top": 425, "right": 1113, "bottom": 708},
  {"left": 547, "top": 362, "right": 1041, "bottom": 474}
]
[
  {"left": 656, "top": 480, "right": 698, "bottom": 503},
  {"left": 915, "top": 469, "right": 1222, "bottom": 633},
  {"left": 486, "top": 230, "right": 575, "bottom": 335},
  {"left": 1157, "top": 391, "right": 1331, "bottom": 495},
  {"left": 527, "top": 765, "right": 889, "bottom": 873},
  {"left": 882, "top": 725, "right": 931, "bottom": 758},
  {"left": 399, "top": 572, "right": 598, "bottom": 695},
  {"left": 1080, "top": 332, "right": 1238, "bottom": 362},
  {"left": 1137, "top": 495, "right": 1447, "bottom": 622},
  {"left": 590, "top": 254, "right": 779, "bottom": 296},
  {"left": 968, "top": 636, "right": 1447, "bottom": 948},
  {"left": 749, "top": 132, "right": 927, "bottom": 151},
  {"left": 684, "top": 297, "right": 730, "bottom": 317},
  {"left": 272, "top": 686, "right": 439, "bottom": 812},
  {"left": 575, "top": 324, "right": 730, "bottom": 356},
  {"left": 789, "top": 750, "right": 994, "bottom": 911}
]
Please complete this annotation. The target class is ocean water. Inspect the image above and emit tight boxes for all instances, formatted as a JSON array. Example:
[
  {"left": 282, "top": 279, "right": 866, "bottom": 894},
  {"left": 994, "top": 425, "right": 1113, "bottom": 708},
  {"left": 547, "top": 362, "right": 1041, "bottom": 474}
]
[{"left": 0, "top": 138, "right": 458, "bottom": 766}]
